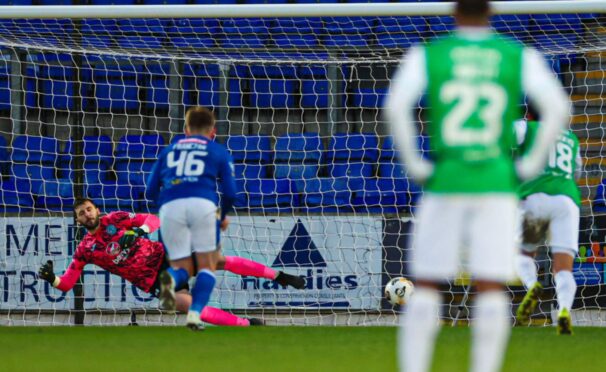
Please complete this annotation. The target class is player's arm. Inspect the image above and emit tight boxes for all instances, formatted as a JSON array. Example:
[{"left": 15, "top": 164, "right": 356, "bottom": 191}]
[
  {"left": 38, "top": 258, "right": 86, "bottom": 292},
  {"left": 518, "top": 48, "right": 571, "bottom": 180},
  {"left": 575, "top": 146, "right": 582, "bottom": 181},
  {"left": 385, "top": 46, "right": 433, "bottom": 182},
  {"left": 115, "top": 212, "right": 160, "bottom": 248},
  {"left": 219, "top": 151, "right": 237, "bottom": 221},
  {"left": 145, "top": 147, "right": 167, "bottom": 203}
]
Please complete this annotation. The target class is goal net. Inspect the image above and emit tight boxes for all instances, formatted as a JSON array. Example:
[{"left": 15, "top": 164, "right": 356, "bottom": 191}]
[{"left": 0, "top": 2, "right": 605, "bottom": 326}]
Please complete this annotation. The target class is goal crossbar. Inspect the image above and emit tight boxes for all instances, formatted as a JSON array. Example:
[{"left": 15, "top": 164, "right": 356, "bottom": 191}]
[{"left": 0, "top": 1, "right": 605, "bottom": 19}]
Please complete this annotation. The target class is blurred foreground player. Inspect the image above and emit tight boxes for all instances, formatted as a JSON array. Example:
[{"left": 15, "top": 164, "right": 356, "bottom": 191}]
[
  {"left": 39, "top": 198, "right": 304, "bottom": 326},
  {"left": 386, "top": 0, "right": 569, "bottom": 371}
]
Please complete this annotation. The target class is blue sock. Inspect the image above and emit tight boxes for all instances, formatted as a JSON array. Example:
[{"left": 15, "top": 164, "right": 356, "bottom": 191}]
[
  {"left": 167, "top": 267, "right": 189, "bottom": 290},
  {"left": 190, "top": 269, "right": 216, "bottom": 313}
]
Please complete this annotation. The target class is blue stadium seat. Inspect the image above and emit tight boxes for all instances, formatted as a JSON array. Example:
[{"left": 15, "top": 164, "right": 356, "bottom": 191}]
[
  {"left": 273, "top": 34, "right": 319, "bottom": 48},
  {"left": 272, "top": 18, "right": 324, "bottom": 35},
  {"left": 222, "top": 19, "right": 270, "bottom": 35},
  {"left": 0, "top": 178, "right": 35, "bottom": 212},
  {"left": 296, "top": 0, "right": 339, "bottom": 3},
  {"left": 92, "top": 62, "right": 141, "bottom": 111},
  {"left": 593, "top": 179, "right": 606, "bottom": 213},
  {"left": 323, "top": 34, "right": 369, "bottom": 48},
  {"left": 13, "top": 164, "right": 57, "bottom": 195},
  {"left": 0, "top": 0, "right": 33, "bottom": 4},
  {"left": 427, "top": 16, "right": 455, "bottom": 34},
  {"left": 327, "top": 133, "right": 379, "bottom": 163},
  {"left": 81, "top": 19, "right": 119, "bottom": 34},
  {"left": 376, "top": 34, "right": 422, "bottom": 49},
  {"left": 378, "top": 162, "right": 405, "bottom": 179},
  {"left": 532, "top": 14, "right": 584, "bottom": 34},
  {"left": 351, "top": 178, "right": 410, "bottom": 213},
  {"left": 0, "top": 136, "right": 8, "bottom": 176},
  {"left": 300, "top": 178, "right": 351, "bottom": 212},
  {"left": 171, "top": 36, "right": 216, "bottom": 48},
  {"left": 39, "top": 53, "right": 75, "bottom": 110},
  {"left": 38, "top": 0, "right": 73, "bottom": 4},
  {"left": 115, "top": 134, "right": 165, "bottom": 159},
  {"left": 275, "top": 133, "right": 322, "bottom": 163},
  {"left": 381, "top": 135, "right": 429, "bottom": 161},
  {"left": 298, "top": 65, "right": 337, "bottom": 109},
  {"left": 167, "top": 19, "right": 221, "bottom": 35},
  {"left": 82, "top": 35, "right": 113, "bottom": 49},
  {"left": 274, "top": 163, "right": 320, "bottom": 180},
  {"left": 115, "top": 160, "right": 156, "bottom": 186},
  {"left": 244, "top": 0, "right": 288, "bottom": 4},
  {"left": 328, "top": 162, "right": 373, "bottom": 179},
  {"left": 375, "top": 16, "right": 427, "bottom": 34},
  {"left": 143, "top": 0, "right": 188, "bottom": 4},
  {"left": 117, "top": 18, "right": 169, "bottom": 34},
  {"left": 89, "top": 0, "right": 136, "bottom": 5},
  {"left": 61, "top": 136, "right": 114, "bottom": 176},
  {"left": 243, "top": 178, "right": 299, "bottom": 210},
  {"left": 182, "top": 64, "right": 242, "bottom": 108},
  {"left": 11, "top": 136, "right": 59, "bottom": 163},
  {"left": 533, "top": 33, "right": 578, "bottom": 51},
  {"left": 491, "top": 14, "right": 530, "bottom": 33},
  {"left": 0, "top": 63, "right": 10, "bottom": 110},
  {"left": 249, "top": 65, "right": 297, "bottom": 109},
  {"left": 145, "top": 63, "right": 170, "bottom": 109},
  {"left": 226, "top": 135, "right": 272, "bottom": 163},
  {"left": 35, "top": 181, "right": 74, "bottom": 212},
  {"left": 117, "top": 36, "right": 163, "bottom": 50},
  {"left": 191, "top": 0, "right": 237, "bottom": 4},
  {"left": 219, "top": 35, "right": 267, "bottom": 49},
  {"left": 234, "top": 163, "right": 267, "bottom": 180},
  {"left": 325, "top": 17, "right": 373, "bottom": 34}
]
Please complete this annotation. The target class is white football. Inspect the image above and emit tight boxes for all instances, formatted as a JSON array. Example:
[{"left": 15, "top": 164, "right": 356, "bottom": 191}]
[{"left": 385, "top": 277, "right": 415, "bottom": 306}]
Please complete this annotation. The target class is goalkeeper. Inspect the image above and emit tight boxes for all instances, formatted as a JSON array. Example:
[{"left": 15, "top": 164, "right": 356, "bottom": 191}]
[
  {"left": 39, "top": 198, "right": 305, "bottom": 326},
  {"left": 514, "top": 113, "right": 581, "bottom": 335}
]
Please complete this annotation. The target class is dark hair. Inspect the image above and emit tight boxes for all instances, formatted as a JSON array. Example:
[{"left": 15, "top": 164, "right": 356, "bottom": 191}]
[
  {"left": 456, "top": 0, "right": 490, "bottom": 18},
  {"left": 73, "top": 197, "right": 96, "bottom": 212},
  {"left": 185, "top": 106, "right": 215, "bottom": 132}
]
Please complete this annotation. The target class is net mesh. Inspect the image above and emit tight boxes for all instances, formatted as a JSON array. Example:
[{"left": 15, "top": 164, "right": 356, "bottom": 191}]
[{"left": 0, "top": 8, "right": 605, "bottom": 326}]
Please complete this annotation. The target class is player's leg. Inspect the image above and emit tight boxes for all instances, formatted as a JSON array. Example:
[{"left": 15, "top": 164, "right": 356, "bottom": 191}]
[
  {"left": 175, "top": 292, "right": 263, "bottom": 326},
  {"left": 515, "top": 194, "right": 550, "bottom": 325},
  {"left": 469, "top": 195, "right": 517, "bottom": 372},
  {"left": 216, "top": 255, "right": 305, "bottom": 289},
  {"left": 158, "top": 199, "right": 194, "bottom": 311},
  {"left": 399, "top": 195, "right": 463, "bottom": 372},
  {"left": 549, "top": 195, "right": 579, "bottom": 335},
  {"left": 186, "top": 199, "right": 222, "bottom": 330}
]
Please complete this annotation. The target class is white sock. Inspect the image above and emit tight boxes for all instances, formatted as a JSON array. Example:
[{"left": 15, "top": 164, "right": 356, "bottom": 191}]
[
  {"left": 472, "top": 291, "right": 511, "bottom": 372},
  {"left": 398, "top": 288, "right": 441, "bottom": 372},
  {"left": 515, "top": 254, "right": 538, "bottom": 290},
  {"left": 554, "top": 270, "right": 576, "bottom": 312}
]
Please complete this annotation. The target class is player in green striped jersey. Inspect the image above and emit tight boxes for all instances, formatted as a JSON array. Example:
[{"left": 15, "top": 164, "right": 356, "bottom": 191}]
[
  {"left": 387, "top": 1, "right": 570, "bottom": 371},
  {"left": 514, "top": 115, "right": 581, "bottom": 335}
]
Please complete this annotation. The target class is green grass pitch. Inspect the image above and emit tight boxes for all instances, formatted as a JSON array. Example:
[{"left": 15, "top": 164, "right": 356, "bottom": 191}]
[{"left": 1, "top": 326, "right": 604, "bottom": 372}]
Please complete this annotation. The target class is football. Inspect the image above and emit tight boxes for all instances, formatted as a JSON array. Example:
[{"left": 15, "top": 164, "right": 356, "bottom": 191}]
[{"left": 385, "top": 277, "right": 415, "bottom": 306}]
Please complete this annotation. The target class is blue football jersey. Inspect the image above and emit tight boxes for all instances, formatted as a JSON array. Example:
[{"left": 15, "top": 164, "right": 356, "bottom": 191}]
[{"left": 146, "top": 135, "right": 237, "bottom": 219}]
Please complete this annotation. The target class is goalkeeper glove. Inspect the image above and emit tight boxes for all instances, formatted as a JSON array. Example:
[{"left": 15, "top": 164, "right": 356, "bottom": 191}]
[
  {"left": 118, "top": 226, "right": 148, "bottom": 249},
  {"left": 38, "top": 260, "right": 56, "bottom": 285}
]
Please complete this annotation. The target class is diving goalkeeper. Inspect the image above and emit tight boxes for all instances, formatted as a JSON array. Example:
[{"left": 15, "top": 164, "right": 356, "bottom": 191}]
[{"left": 38, "top": 198, "right": 304, "bottom": 326}]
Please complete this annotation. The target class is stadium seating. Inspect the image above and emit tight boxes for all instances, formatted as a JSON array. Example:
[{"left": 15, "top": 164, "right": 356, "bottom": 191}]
[
  {"left": 115, "top": 134, "right": 164, "bottom": 186},
  {"left": 326, "top": 133, "right": 379, "bottom": 163},
  {"left": 0, "top": 63, "right": 10, "bottom": 111},
  {"left": 35, "top": 180, "right": 74, "bottom": 211},
  {"left": 593, "top": 179, "right": 606, "bottom": 213},
  {"left": 0, "top": 178, "right": 35, "bottom": 212},
  {"left": 226, "top": 135, "right": 272, "bottom": 163},
  {"left": 0, "top": 136, "right": 8, "bottom": 176},
  {"left": 243, "top": 178, "right": 299, "bottom": 211},
  {"left": 249, "top": 65, "right": 297, "bottom": 109},
  {"left": 275, "top": 133, "right": 322, "bottom": 163},
  {"left": 300, "top": 178, "right": 351, "bottom": 212}
]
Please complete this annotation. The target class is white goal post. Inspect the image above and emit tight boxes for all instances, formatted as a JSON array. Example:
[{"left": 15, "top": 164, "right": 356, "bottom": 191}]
[{"left": 0, "top": 1, "right": 605, "bottom": 327}]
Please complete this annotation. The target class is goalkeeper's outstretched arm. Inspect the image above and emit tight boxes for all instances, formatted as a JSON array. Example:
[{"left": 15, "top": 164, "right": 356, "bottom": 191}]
[{"left": 38, "top": 259, "right": 86, "bottom": 292}]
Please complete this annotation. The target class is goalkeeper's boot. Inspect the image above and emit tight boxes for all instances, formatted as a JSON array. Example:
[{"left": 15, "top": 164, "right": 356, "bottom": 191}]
[
  {"left": 557, "top": 308, "right": 573, "bottom": 335},
  {"left": 247, "top": 318, "right": 265, "bottom": 326},
  {"left": 158, "top": 270, "right": 176, "bottom": 312},
  {"left": 516, "top": 282, "right": 543, "bottom": 326},
  {"left": 186, "top": 311, "right": 205, "bottom": 331},
  {"left": 275, "top": 271, "right": 306, "bottom": 289}
]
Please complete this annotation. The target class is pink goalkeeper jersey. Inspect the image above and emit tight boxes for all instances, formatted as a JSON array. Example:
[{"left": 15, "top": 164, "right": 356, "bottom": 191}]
[{"left": 57, "top": 211, "right": 164, "bottom": 293}]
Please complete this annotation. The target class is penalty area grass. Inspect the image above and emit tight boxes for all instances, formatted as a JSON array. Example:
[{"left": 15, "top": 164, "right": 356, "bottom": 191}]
[{"left": 0, "top": 326, "right": 604, "bottom": 372}]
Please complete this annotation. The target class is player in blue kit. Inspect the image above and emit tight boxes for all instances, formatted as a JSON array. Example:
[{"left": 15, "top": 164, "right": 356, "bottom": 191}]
[{"left": 147, "top": 107, "right": 239, "bottom": 330}]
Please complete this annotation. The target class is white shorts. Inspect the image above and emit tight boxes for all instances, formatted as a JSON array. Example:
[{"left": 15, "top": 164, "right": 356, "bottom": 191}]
[
  {"left": 159, "top": 197, "right": 220, "bottom": 260},
  {"left": 521, "top": 193, "right": 579, "bottom": 257},
  {"left": 412, "top": 194, "right": 518, "bottom": 282}
]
